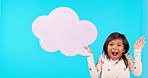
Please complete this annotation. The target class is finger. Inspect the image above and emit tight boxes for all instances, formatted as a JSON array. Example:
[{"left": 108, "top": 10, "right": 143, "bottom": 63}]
[
  {"left": 84, "top": 46, "right": 88, "bottom": 49},
  {"left": 142, "top": 36, "right": 145, "bottom": 42},
  {"left": 140, "top": 37, "right": 145, "bottom": 44},
  {"left": 140, "top": 36, "right": 145, "bottom": 42},
  {"left": 138, "top": 40, "right": 144, "bottom": 45},
  {"left": 135, "top": 40, "right": 138, "bottom": 45},
  {"left": 137, "top": 40, "right": 140, "bottom": 44},
  {"left": 143, "top": 41, "right": 146, "bottom": 46},
  {"left": 84, "top": 46, "right": 90, "bottom": 50}
]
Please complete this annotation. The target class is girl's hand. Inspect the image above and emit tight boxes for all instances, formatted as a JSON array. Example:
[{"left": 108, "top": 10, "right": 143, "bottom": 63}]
[
  {"left": 84, "top": 46, "right": 92, "bottom": 54},
  {"left": 134, "top": 36, "right": 146, "bottom": 50}
]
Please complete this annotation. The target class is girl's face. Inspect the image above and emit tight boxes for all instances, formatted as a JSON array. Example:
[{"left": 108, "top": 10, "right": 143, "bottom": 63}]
[{"left": 107, "top": 39, "right": 125, "bottom": 61}]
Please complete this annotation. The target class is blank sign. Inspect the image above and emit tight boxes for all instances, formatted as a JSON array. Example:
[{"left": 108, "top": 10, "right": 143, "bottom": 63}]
[{"left": 32, "top": 7, "right": 98, "bottom": 56}]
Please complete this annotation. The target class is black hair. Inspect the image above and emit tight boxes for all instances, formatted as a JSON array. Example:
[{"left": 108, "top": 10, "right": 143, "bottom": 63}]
[{"left": 103, "top": 32, "right": 129, "bottom": 68}]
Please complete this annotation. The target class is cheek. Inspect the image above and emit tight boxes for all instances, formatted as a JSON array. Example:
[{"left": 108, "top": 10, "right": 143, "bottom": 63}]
[
  {"left": 119, "top": 48, "right": 125, "bottom": 54},
  {"left": 107, "top": 47, "right": 112, "bottom": 54},
  {"left": 121, "top": 48, "right": 125, "bottom": 52},
  {"left": 119, "top": 46, "right": 125, "bottom": 50},
  {"left": 107, "top": 46, "right": 111, "bottom": 50},
  {"left": 107, "top": 47, "right": 111, "bottom": 53}
]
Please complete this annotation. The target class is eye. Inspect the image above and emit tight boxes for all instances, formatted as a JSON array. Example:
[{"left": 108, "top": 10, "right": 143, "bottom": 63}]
[
  {"left": 117, "top": 44, "right": 121, "bottom": 46},
  {"left": 109, "top": 43, "right": 113, "bottom": 46}
]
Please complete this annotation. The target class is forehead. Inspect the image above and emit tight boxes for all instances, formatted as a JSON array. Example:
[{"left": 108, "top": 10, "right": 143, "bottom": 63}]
[{"left": 109, "top": 39, "right": 123, "bottom": 43}]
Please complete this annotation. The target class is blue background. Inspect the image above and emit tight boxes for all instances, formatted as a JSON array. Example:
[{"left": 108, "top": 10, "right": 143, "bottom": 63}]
[{"left": 0, "top": 0, "right": 148, "bottom": 78}]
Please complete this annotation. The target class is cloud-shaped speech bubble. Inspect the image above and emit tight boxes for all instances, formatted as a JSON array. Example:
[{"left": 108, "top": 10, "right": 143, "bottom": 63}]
[{"left": 32, "top": 7, "right": 98, "bottom": 56}]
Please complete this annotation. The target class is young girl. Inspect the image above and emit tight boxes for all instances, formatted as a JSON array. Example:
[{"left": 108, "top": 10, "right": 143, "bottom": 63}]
[{"left": 84, "top": 32, "right": 145, "bottom": 78}]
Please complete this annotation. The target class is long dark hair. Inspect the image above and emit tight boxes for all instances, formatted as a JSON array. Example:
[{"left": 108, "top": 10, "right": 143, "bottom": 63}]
[{"left": 103, "top": 32, "right": 129, "bottom": 68}]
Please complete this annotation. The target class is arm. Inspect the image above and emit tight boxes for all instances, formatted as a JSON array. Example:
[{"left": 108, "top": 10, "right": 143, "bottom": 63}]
[
  {"left": 126, "top": 36, "right": 145, "bottom": 77},
  {"left": 85, "top": 46, "right": 102, "bottom": 78},
  {"left": 125, "top": 50, "right": 142, "bottom": 77}
]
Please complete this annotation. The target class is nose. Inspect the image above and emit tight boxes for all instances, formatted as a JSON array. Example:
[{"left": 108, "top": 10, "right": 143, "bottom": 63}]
[{"left": 112, "top": 45, "right": 118, "bottom": 50}]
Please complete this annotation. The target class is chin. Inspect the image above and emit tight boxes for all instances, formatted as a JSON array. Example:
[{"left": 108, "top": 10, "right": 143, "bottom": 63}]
[{"left": 110, "top": 56, "right": 120, "bottom": 61}]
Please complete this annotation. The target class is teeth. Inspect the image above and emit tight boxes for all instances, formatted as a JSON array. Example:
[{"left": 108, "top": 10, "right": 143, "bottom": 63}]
[{"left": 112, "top": 52, "right": 118, "bottom": 56}]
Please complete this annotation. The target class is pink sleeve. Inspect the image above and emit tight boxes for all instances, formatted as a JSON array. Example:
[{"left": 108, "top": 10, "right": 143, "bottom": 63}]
[
  {"left": 126, "top": 49, "right": 142, "bottom": 77},
  {"left": 87, "top": 55, "right": 102, "bottom": 78}
]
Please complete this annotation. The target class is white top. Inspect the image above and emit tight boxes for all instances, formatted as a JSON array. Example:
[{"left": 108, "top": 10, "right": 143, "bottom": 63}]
[{"left": 87, "top": 49, "right": 142, "bottom": 78}]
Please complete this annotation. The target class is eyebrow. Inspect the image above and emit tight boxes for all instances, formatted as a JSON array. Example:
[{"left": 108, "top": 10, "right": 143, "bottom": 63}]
[{"left": 118, "top": 42, "right": 122, "bottom": 44}]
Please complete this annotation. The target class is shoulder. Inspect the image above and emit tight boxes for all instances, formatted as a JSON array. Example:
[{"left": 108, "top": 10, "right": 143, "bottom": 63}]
[
  {"left": 124, "top": 52, "right": 133, "bottom": 60},
  {"left": 97, "top": 54, "right": 107, "bottom": 60},
  {"left": 125, "top": 53, "right": 132, "bottom": 57}
]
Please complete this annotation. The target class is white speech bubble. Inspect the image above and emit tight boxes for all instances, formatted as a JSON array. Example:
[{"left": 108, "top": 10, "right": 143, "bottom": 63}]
[{"left": 32, "top": 7, "right": 98, "bottom": 56}]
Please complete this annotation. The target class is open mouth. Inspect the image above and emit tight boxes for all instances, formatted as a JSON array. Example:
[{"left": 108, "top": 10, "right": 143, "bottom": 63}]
[{"left": 112, "top": 52, "right": 118, "bottom": 56}]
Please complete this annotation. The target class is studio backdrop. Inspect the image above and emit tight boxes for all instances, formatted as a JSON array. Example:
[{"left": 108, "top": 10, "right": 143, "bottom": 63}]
[{"left": 0, "top": 0, "right": 148, "bottom": 78}]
